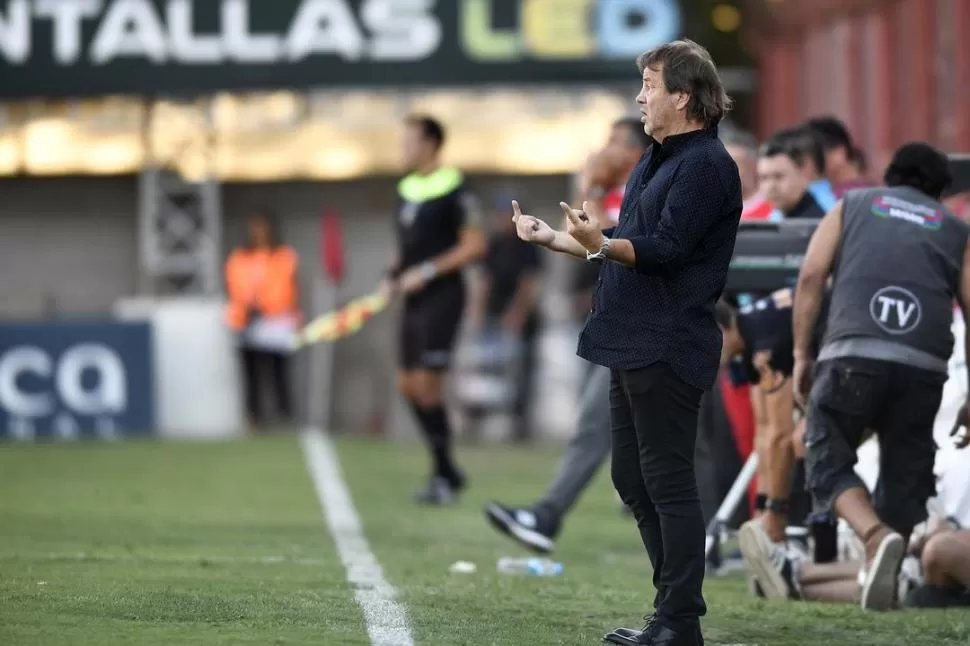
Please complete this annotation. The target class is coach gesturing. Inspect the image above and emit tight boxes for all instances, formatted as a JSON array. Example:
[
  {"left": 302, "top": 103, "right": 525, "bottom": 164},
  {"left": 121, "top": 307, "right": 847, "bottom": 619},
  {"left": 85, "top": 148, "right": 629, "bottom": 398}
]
[{"left": 513, "top": 40, "right": 741, "bottom": 646}]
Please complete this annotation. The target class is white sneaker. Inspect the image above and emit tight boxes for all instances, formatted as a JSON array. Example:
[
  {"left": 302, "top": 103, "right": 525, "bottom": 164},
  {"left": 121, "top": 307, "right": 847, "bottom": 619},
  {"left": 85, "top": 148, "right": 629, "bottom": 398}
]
[
  {"left": 738, "top": 520, "right": 803, "bottom": 600},
  {"left": 860, "top": 531, "right": 905, "bottom": 612}
]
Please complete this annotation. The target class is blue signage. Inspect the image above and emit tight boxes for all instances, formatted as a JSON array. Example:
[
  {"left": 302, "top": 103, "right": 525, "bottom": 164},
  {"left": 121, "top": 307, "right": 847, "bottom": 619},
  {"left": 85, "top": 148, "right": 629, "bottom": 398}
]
[{"left": 0, "top": 321, "right": 155, "bottom": 440}]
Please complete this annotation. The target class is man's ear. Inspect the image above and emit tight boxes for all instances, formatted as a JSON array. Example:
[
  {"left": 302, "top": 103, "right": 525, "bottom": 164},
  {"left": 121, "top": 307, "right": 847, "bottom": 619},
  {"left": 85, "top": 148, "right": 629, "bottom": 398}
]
[{"left": 675, "top": 92, "right": 690, "bottom": 113}]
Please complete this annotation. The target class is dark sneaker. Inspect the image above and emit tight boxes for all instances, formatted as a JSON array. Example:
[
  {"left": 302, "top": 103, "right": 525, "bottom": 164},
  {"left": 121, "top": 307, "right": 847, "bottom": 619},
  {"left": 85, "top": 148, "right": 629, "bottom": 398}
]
[
  {"left": 738, "top": 520, "right": 803, "bottom": 600},
  {"left": 860, "top": 531, "right": 905, "bottom": 612},
  {"left": 905, "top": 583, "right": 970, "bottom": 609},
  {"left": 413, "top": 476, "right": 460, "bottom": 506},
  {"left": 483, "top": 502, "right": 558, "bottom": 553}
]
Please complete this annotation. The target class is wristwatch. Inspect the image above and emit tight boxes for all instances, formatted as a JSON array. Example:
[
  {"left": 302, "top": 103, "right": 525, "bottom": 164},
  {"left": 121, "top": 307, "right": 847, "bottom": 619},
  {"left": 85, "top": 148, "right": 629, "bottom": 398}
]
[
  {"left": 586, "top": 237, "right": 612, "bottom": 263},
  {"left": 419, "top": 261, "right": 438, "bottom": 281}
]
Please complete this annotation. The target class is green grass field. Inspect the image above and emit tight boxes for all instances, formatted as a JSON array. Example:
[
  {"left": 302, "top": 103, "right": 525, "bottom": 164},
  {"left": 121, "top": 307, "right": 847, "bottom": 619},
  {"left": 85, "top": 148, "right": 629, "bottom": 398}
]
[{"left": 1, "top": 435, "right": 968, "bottom": 646}]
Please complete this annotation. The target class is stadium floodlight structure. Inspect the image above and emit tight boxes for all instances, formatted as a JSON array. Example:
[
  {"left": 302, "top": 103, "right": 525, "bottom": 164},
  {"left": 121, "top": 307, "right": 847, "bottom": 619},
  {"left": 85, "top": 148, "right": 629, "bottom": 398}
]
[{"left": 137, "top": 98, "right": 222, "bottom": 296}]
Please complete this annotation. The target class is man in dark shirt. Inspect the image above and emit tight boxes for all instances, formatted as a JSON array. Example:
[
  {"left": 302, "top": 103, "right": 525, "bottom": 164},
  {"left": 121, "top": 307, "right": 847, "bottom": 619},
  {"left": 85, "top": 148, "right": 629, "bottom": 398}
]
[
  {"left": 512, "top": 39, "right": 741, "bottom": 646},
  {"left": 383, "top": 115, "right": 486, "bottom": 505},
  {"left": 758, "top": 133, "right": 826, "bottom": 220},
  {"left": 717, "top": 289, "right": 833, "bottom": 598},
  {"left": 718, "top": 290, "right": 802, "bottom": 544}
]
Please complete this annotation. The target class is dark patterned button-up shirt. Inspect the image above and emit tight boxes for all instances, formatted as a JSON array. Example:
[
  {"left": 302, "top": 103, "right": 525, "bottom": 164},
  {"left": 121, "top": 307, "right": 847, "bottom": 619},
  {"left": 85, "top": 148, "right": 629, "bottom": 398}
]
[{"left": 577, "top": 126, "right": 743, "bottom": 391}]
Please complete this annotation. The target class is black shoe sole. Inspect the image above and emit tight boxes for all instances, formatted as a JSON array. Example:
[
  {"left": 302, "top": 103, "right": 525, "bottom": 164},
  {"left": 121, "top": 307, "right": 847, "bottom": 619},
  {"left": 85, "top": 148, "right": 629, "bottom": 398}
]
[
  {"left": 483, "top": 503, "right": 554, "bottom": 554},
  {"left": 602, "top": 628, "right": 640, "bottom": 645},
  {"left": 604, "top": 626, "right": 704, "bottom": 646}
]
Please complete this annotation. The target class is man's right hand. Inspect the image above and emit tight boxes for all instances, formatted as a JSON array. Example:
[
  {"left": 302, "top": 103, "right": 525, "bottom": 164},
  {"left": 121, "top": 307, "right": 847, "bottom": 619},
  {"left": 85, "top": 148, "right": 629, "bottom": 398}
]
[{"left": 512, "top": 201, "right": 555, "bottom": 247}]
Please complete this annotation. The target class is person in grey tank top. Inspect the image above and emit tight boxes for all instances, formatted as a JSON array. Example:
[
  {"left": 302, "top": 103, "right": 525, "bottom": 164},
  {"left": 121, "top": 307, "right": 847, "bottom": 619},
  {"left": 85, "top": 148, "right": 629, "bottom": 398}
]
[{"left": 744, "top": 143, "right": 970, "bottom": 613}]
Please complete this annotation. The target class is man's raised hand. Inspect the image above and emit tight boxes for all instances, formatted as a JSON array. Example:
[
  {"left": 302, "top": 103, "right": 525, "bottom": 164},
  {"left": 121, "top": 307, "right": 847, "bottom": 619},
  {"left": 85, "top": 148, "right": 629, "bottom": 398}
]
[
  {"left": 512, "top": 200, "right": 556, "bottom": 247},
  {"left": 560, "top": 201, "right": 604, "bottom": 253}
]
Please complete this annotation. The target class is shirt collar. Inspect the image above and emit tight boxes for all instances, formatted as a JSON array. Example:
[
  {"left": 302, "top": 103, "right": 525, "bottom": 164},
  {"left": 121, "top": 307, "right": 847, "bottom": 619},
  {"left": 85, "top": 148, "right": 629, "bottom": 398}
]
[{"left": 650, "top": 125, "right": 719, "bottom": 156}]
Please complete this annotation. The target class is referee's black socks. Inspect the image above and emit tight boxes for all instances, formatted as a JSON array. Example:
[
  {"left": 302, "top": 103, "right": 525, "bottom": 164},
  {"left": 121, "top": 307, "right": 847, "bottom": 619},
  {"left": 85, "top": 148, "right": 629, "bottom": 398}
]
[{"left": 410, "top": 403, "right": 463, "bottom": 487}]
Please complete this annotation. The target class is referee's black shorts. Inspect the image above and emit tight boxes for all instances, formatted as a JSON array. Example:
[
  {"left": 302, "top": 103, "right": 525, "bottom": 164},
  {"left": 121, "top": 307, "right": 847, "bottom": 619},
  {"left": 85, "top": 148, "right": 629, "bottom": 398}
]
[{"left": 398, "top": 279, "right": 465, "bottom": 371}]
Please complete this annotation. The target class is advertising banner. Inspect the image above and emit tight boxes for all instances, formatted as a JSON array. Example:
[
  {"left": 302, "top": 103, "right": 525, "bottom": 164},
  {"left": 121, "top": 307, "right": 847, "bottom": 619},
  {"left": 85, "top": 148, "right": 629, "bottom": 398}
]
[
  {"left": 0, "top": 0, "right": 683, "bottom": 98},
  {"left": 0, "top": 321, "right": 155, "bottom": 440}
]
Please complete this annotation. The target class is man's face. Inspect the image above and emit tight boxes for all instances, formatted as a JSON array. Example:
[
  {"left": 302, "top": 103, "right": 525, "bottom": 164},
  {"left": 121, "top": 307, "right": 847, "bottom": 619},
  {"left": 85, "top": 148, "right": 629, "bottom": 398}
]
[
  {"left": 401, "top": 124, "right": 435, "bottom": 171},
  {"left": 636, "top": 64, "right": 682, "bottom": 139},
  {"left": 726, "top": 143, "right": 756, "bottom": 198},
  {"left": 758, "top": 154, "right": 810, "bottom": 212}
]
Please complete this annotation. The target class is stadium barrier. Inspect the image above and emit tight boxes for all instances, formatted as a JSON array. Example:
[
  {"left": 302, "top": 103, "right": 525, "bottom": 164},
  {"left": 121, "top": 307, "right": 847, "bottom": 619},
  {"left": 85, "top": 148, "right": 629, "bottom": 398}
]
[
  {"left": 0, "top": 320, "right": 155, "bottom": 440},
  {"left": 0, "top": 298, "right": 246, "bottom": 442},
  {"left": 115, "top": 297, "right": 244, "bottom": 440}
]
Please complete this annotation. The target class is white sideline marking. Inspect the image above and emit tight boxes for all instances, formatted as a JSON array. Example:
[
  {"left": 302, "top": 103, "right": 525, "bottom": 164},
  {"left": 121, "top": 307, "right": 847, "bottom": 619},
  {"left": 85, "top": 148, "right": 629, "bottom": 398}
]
[{"left": 300, "top": 427, "right": 414, "bottom": 646}]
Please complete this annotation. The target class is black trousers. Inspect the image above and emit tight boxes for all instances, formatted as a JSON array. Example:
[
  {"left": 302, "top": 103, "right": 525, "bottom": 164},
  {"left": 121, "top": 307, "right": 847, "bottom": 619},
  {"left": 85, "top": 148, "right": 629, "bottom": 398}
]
[
  {"left": 804, "top": 356, "right": 945, "bottom": 537},
  {"left": 240, "top": 347, "right": 293, "bottom": 425},
  {"left": 610, "top": 363, "right": 707, "bottom": 628}
]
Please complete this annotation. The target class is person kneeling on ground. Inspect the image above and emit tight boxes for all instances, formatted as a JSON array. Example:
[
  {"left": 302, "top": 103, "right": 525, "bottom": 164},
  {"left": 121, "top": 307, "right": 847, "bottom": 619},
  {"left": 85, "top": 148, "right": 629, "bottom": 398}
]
[
  {"left": 741, "top": 509, "right": 970, "bottom": 608},
  {"left": 742, "top": 402, "right": 970, "bottom": 607},
  {"left": 790, "top": 142, "right": 970, "bottom": 612}
]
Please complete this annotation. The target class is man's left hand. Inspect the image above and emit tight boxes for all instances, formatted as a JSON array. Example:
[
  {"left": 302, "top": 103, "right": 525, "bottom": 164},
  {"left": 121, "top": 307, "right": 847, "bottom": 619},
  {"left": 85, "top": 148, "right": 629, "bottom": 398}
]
[
  {"left": 560, "top": 201, "right": 604, "bottom": 253},
  {"left": 793, "top": 357, "right": 814, "bottom": 410}
]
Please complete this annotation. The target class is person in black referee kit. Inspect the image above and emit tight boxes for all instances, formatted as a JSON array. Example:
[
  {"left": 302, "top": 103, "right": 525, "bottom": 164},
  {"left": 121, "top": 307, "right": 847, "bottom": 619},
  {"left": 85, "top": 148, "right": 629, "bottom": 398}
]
[
  {"left": 512, "top": 40, "right": 741, "bottom": 646},
  {"left": 383, "top": 116, "right": 486, "bottom": 505}
]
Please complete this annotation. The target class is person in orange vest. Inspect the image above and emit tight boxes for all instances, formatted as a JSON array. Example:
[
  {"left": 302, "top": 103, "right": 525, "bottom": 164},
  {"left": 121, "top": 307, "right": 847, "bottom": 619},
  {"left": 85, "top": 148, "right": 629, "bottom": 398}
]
[{"left": 225, "top": 210, "right": 301, "bottom": 429}]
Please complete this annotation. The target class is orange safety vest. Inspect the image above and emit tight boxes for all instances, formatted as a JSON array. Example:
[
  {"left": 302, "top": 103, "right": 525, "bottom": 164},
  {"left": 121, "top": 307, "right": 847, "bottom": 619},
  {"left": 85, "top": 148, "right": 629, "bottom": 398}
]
[{"left": 224, "top": 246, "right": 299, "bottom": 330}]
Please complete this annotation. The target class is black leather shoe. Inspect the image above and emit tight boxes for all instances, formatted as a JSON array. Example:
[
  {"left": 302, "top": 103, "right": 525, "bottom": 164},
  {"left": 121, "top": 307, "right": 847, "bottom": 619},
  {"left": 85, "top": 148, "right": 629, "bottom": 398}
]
[
  {"left": 603, "top": 627, "right": 642, "bottom": 644},
  {"left": 603, "top": 620, "right": 703, "bottom": 645},
  {"left": 646, "top": 623, "right": 703, "bottom": 646}
]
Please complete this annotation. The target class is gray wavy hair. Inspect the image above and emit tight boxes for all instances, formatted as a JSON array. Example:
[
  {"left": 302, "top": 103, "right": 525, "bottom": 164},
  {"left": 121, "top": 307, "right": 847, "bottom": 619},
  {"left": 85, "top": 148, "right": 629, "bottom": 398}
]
[{"left": 636, "top": 39, "right": 733, "bottom": 128}]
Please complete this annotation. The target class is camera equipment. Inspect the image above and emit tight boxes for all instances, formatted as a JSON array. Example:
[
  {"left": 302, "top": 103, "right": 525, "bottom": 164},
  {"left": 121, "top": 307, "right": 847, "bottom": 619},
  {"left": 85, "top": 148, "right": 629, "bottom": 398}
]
[{"left": 725, "top": 218, "right": 821, "bottom": 295}]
